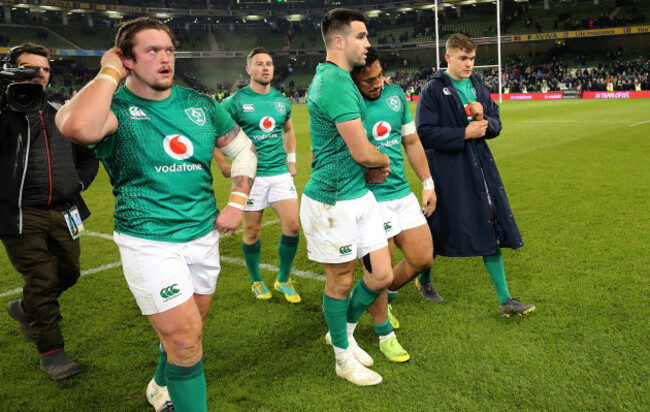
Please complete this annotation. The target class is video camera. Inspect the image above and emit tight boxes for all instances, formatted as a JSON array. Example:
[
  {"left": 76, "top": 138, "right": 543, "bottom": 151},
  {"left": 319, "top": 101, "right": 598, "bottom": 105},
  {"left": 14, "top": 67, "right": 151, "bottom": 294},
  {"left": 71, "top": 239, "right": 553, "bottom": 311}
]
[{"left": 0, "top": 63, "right": 45, "bottom": 112}]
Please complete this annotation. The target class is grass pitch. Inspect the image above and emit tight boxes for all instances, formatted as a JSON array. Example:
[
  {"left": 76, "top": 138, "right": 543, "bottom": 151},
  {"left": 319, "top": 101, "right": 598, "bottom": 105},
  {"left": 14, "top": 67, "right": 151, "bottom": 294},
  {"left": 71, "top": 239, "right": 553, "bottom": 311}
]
[{"left": 1, "top": 99, "right": 649, "bottom": 411}]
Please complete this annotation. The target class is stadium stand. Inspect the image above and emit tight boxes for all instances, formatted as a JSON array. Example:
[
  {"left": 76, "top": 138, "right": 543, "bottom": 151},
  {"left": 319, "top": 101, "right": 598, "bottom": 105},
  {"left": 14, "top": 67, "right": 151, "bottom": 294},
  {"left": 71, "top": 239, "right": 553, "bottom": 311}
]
[{"left": 3, "top": 0, "right": 647, "bottom": 100}]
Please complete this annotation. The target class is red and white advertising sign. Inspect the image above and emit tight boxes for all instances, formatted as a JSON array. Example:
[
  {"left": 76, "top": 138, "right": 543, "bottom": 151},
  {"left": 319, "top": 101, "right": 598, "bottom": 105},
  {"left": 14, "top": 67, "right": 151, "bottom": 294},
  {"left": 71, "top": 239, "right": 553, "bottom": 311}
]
[
  {"left": 490, "top": 93, "right": 564, "bottom": 100},
  {"left": 582, "top": 91, "right": 650, "bottom": 99}
]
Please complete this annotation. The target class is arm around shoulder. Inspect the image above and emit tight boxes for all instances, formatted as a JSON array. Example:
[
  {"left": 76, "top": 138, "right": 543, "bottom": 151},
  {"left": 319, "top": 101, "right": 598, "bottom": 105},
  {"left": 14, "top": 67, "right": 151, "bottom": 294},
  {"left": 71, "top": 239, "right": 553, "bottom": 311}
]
[{"left": 337, "top": 118, "right": 389, "bottom": 168}]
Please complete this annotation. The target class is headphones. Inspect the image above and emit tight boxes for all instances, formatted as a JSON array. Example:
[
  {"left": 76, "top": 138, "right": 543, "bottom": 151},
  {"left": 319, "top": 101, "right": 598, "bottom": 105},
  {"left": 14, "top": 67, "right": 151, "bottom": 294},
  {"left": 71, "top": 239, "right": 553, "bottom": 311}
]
[{"left": 3, "top": 45, "right": 53, "bottom": 88}]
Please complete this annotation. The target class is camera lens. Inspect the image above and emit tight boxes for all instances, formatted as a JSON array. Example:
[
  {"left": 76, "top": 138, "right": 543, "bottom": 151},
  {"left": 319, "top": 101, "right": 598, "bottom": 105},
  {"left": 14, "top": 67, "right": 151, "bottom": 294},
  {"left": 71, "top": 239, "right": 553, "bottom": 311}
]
[{"left": 6, "top": 83, "right": 44, "bottom": 112}]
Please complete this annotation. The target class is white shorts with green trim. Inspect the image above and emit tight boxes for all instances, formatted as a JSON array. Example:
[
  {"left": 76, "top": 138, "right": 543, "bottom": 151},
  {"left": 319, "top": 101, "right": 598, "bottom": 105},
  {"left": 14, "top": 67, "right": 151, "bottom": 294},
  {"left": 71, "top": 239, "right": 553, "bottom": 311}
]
[
  {"left": 113, "top": 229, "right": 221, "bottom": 315},
  {"left": 377, "top": 192, "right": 427, "bottom": 239},
  {"left": 245, "top": 173, "right": 298, "bottom": 211},
  {"left": 300, "top": 191, "right": 387, "bottom": 264}
]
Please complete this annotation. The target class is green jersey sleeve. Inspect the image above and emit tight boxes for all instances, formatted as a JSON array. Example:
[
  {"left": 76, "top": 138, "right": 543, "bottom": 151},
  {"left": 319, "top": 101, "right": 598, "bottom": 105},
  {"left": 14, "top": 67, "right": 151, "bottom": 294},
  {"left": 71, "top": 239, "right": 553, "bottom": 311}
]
[
  {"left": 286, "top": 97, "right": 292, "bottom": 120},
  {"left": 319, "top": 72, "right": 362, "bottom": 124},
  {"left": 220, "top": 95, "right": 239, "bottom": 124},
  {"left": 212, "top": 99, "right": 236, "bottom": 138}
]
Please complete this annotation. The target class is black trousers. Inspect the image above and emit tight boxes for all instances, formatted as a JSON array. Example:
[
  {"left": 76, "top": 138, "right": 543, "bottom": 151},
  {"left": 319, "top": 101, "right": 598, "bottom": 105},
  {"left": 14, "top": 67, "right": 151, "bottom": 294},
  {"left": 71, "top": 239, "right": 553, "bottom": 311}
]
[{"left": 1, "top": 206, "right": 80, "bottom": 353}]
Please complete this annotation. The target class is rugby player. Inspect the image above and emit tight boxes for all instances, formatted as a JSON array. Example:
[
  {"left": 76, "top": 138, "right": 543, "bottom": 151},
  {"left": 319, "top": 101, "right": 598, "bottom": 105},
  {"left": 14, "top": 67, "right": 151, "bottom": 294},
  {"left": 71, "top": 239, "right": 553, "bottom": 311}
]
[
  {"left": 350, "top": 47, "right": 438, "bottom": 362},
  {"left": 56, "top": 17, "right": 257, "bottom": 411},
  {"left": 300, "top": 8, "right": 393, "bottom": 386},
  {"left": 221, "top": 48, "right": 301, "bottom": 303}
]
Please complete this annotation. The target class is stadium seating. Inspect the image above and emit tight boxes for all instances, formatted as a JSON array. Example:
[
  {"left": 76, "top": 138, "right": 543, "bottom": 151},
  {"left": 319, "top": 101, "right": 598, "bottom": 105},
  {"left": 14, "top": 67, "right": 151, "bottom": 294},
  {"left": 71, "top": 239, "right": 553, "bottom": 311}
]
[{"left": 0, "top": 24, "right": 75, "bottom": 50}]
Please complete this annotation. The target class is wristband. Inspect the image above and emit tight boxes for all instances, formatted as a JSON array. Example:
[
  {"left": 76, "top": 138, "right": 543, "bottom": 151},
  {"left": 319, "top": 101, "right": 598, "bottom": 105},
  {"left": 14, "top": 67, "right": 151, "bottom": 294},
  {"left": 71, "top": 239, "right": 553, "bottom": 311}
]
[
  {"left": 422, "top": 177, "right": 435, "bottom": 190},
  {"left": 95, "top": 73, "right": 118, "bottom": 87},
  {"left": 228, "top": 191, "right": 248, "bottom": 210},
  {"left": 96, "top": 64, "right": 122, "bottom": 86},
  {"left": 227, "top": 202, "right": 245, "bottom": 211},
  {"left": 101, "top": 64, "right": 123, "bottom": 79},
  {"left": 287, "top": 153, "right": 296, "bottom": 163}
]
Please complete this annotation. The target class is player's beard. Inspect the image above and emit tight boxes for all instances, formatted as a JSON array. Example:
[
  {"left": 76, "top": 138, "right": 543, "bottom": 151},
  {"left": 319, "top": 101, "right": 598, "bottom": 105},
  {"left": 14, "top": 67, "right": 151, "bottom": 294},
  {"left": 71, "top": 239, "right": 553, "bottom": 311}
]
[
  {"left": 151, "top": 76, "right": 174, "bottom": 92},
  {"left": 365, "top": 89, "right": 381, "bottom": 101},
  {"left": 152, "top": 80, "right": 173, "bottom": 91}
]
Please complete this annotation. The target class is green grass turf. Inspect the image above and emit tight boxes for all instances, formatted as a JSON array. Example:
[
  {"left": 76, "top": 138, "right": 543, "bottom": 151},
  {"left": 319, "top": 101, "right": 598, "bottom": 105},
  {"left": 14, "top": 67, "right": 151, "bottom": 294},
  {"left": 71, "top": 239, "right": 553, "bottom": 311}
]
[{"left": 1, "top": 99, "right": 649, "bottom": 411}]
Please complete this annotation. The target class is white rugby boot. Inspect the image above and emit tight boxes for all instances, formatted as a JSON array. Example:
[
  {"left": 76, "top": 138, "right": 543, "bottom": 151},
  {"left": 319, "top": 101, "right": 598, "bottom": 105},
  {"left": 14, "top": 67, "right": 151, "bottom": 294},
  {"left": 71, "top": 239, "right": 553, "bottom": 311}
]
[
  {"left": 325, "top": 331, "right": 374, "bottom": 367},
  {"left": 146, "top": 378, "right": 175, "bottom": 412},
  {"left": 334, "top": 347, "right": 382, "bottom": 386}
]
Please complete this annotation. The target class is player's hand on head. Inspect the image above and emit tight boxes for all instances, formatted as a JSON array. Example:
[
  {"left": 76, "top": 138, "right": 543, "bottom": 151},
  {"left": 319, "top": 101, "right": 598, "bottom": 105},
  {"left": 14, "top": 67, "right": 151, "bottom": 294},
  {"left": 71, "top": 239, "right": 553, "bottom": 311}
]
[
  {"left": 214, "top": 206, "right": 243, "bottom": 235},
  {"left": 100, "top": 48, "right": 129, "bottom": 79},
  {"left": 422, "top": 189, "right": 437, "bottom": 217}
]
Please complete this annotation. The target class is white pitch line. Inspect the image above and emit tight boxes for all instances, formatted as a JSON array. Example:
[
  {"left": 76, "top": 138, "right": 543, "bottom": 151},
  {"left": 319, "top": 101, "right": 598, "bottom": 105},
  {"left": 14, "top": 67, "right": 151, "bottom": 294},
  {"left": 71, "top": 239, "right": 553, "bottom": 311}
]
[
  {"left": 86, "top": 231, "right": 113, "bottom": 240},
  {"left": 220, "top": 256, "right": 324, "bottom": 281},
  {"left": 0, "top": 262, "right": 123, "bottom": 298},
  {"left": 235, "top": 219, "right": 279, "bottom": 234},
  {"left": 629, "top": 120, "right": 650, "bottom": 127},
  {"left": 1, "top": 222, "right": 322, "bottom": 298}
]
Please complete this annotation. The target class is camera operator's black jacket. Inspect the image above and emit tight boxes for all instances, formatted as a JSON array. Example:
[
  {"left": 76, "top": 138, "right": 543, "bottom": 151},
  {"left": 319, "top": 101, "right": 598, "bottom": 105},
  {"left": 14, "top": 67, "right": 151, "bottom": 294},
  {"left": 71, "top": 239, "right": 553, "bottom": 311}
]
[{"left": 0, "top": 102, "right": 99, "bottom": 235}]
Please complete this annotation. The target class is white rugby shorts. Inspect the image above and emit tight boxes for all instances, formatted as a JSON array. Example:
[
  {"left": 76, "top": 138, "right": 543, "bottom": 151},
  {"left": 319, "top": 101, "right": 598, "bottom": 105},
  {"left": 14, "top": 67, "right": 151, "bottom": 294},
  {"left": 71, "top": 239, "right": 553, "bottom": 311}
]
[
  {"left": 377, "top": 192, "right": 427, "bottom": 239},
  {"left": 245, "top": 173, "right": 298, "bottom": 211},
  {"left": 300, "top": 191, "right": 387, "bottom": 263},
  {"left": 113, "top": 229, "right": 221, "bottom": 315}
]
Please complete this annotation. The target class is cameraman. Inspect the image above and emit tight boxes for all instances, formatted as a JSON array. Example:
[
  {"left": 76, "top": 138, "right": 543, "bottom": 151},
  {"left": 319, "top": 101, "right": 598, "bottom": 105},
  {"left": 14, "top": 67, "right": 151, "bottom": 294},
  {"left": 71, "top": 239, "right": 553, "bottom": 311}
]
[{"left": 0, "top": 43, "right": 98, "bottom": 380}]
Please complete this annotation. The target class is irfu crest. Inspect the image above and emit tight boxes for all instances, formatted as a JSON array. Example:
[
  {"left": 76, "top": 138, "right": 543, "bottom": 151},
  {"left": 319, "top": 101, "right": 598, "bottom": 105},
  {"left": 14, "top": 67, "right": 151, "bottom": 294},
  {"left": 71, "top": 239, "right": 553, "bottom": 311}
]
[
  {"left": 386, "top": 96, "right": 401, "bottom": 112},
  {"left": 185, "top": 108, "right": 206, "bottom": 126},
  {"left": 275, "top": 102, "right": 286, "bottom": 114}
]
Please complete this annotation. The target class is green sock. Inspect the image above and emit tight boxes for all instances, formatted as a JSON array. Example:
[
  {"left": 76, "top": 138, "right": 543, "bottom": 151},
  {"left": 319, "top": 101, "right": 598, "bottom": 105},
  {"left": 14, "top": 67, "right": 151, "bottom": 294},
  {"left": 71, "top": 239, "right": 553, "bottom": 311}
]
[
  {"left": 153, "top": 342, "right": 166, "bottom": 387},
  {"left": 165, "top": 359, "right": 207, "bottom": 412},
  {"left": 277, "top": 234, "right": 299, "bottom": 283},
  {"left": 323, "top": 294, "right": 348, "bottom": 350},
  {"left": 387, "top": 290, "right": 398, "bottom": 304},
  {"left": 374, "top": 318, "right": 394, "bottom": 337},
  {"left": 418, "top": 267, "right": 432, "bottom": 284},
  {"left": 483, "top": 246, "right": 511, "bottom": 304},
  {"left": 242, "top": 240, "right": 263, "bottom": 283},
  {"left": 347, "top": 278, "right": 382, "bottom": 324}
]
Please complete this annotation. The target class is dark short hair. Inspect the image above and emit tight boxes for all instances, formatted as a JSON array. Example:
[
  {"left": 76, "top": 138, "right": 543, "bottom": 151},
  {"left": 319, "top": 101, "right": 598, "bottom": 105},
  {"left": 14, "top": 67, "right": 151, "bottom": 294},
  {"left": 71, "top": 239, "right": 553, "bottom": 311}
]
[
  {"left": 321, "top": 8, "right": 369, "bottom": 46},
  {"left": 446, "top": 33, "right": 477, "bottom": 53},
  {"left": 7, "top": 42, "right": 49, "bottom": 66},
  {"left": 247, "top": 47, "right": 271, "bottom": 66},
  {"left": 351, "top": 46, "right": 379, "bottom": 76},
  {"left": 115, "top": 17, "right": 178, "bottom": 61}
]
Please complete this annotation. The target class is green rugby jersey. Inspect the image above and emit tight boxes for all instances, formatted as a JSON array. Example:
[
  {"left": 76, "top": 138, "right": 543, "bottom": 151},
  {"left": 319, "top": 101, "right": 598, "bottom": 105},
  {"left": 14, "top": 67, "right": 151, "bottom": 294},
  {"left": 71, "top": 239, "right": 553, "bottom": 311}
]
[
  {"left": 221, "top": 86, "right": 291, "bottom": 176},
  {"left": 445, "top": 72, "right": 477, "bottom": 123},
  {"left": 304, "top": 62, "right": 368, "bottom": 205},
  {"left": 445, "top": 72, "right": 483, "bottom": 164},
  {"left": 93, "top": 85, "right": 235, "bottom": 242},
  {"left": 364, "top": 83, "right": 414, "bottom": 202}
]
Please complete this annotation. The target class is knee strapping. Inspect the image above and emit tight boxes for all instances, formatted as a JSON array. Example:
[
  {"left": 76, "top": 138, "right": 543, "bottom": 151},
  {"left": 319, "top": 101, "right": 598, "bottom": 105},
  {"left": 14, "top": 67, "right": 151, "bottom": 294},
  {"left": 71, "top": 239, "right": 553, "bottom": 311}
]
[{"left": 362, "top": 254, "right": 372, "bottom": 274}]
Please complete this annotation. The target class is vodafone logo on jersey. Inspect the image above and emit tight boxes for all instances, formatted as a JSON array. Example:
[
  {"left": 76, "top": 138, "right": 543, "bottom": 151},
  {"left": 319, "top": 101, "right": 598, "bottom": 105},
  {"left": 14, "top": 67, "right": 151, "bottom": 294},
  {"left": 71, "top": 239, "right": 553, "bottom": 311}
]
[
  {"left": 372, "top": 121, "right": 392, "bottom": 141},
  {"left": 163, "top": 135, "right": 194, "bottom": 161},
  {"left": 259, "top": 116, "right": 276, "bottom": 133}
]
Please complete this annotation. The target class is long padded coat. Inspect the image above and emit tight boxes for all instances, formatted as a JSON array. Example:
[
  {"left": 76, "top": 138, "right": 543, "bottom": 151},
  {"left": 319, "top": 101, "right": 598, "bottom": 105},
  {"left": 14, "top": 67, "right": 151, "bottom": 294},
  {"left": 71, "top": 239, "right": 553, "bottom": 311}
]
[{"left": 415, "top": 70, "right": 523, "bottom": 257}]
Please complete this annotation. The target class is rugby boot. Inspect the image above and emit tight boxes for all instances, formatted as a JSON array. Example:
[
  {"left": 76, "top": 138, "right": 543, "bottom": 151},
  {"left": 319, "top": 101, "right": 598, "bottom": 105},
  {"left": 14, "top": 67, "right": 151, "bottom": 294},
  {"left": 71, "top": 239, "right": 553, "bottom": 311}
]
[
  {"left": 325, "top": 331, "right": 373, "bottom": 367},
  {"left": 335, "top": 347, "right": 382, "bottom": 386},
  {"left": 274, "top": 280, "right": 301, "bottom": 303},
  {"left": 499, "top": 297, "right": 536, "bottom": 317},
  {"left": 146, "top": 378, "right": 175, "bottom": 412},
  {"left": 415, "top": 278, "right": 444, "bottom": 303}
]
